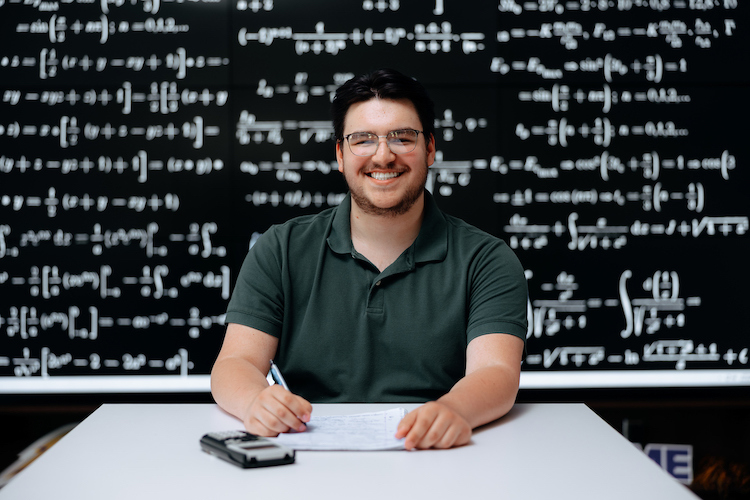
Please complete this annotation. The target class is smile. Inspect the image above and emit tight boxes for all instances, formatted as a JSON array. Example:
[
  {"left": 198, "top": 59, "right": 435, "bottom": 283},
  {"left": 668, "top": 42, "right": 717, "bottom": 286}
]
[{"left": 367, "top": 171, "right": 402, "bottom": 180}]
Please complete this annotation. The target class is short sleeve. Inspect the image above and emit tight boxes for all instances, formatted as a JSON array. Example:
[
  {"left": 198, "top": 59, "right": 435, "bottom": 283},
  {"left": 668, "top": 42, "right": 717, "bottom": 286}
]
[
  {"left": 466, "top": 240, "right": 528, "bottom": 347},
  {"left": 224, "top": 227, "right": 285, "bottom": 338}
]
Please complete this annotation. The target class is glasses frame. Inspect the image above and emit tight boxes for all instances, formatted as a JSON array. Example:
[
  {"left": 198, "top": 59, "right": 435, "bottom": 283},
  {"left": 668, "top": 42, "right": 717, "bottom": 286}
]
[{"left": 341, "top": 129, "right": 424, "bottom": 157}]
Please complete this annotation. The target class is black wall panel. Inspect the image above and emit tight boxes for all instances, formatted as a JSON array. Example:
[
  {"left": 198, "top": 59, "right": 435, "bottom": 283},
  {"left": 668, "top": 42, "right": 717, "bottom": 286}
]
[{"left": 1, "top": 0, "right": 748, "bottom": 395}]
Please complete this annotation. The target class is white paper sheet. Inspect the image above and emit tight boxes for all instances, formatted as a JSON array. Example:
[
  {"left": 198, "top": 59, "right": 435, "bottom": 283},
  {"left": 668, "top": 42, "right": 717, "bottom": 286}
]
[{"left": 271, "top": 408, "right": 407, "bottom": 451}]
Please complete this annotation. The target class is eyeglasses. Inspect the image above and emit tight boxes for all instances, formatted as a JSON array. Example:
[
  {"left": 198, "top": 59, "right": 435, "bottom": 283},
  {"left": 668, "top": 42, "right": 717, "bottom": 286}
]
[{"left": 342, "top": 129, "right": 424, "bottom": 157}]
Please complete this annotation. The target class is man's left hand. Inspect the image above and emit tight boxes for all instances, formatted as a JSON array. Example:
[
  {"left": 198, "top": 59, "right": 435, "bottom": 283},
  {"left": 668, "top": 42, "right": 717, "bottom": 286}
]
[{"left": 394, "top": 401, "right": 471, "bottom": 450}]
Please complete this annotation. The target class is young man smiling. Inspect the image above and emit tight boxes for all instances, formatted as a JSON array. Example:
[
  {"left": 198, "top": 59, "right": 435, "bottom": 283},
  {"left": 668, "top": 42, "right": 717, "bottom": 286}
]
[{"left": 211, "top": 69, "right": 528, "bottom": 450}]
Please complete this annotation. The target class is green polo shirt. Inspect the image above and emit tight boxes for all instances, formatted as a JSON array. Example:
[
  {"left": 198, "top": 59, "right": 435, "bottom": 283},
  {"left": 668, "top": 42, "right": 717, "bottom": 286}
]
[{"left": 225, "top": 191, "right": 528, "bottom": 403}]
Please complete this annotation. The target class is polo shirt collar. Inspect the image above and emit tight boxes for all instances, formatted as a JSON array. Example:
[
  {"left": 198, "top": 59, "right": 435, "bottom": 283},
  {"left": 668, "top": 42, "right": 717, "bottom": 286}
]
[
  {"left": 413, "top": 190, "right": 448, "bottom": 264},
  {"left": 327, "top": 194, "right": 354, "bottom": 255},
  {"left": 327, "top": 191, "right": 448, "bottom": 265}
]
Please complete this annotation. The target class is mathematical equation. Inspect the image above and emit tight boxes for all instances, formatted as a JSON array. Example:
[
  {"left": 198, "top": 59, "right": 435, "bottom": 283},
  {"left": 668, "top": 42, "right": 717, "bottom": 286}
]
[
  {"left": 5, "top": 0, "right": 220, "bottom": 15},
  {"left": 492, "top": 151, "right": 735, "bottom": 182},
  {"left": 500, "top": 0, "right": 738, "bottom": 14},
  {"left": 0, "top": 221, "right": 227, "bottom": 258},
  {"left": 0, "top": 115, "right": 220, "bottom": 149},
  {"left": 14, "top": 16, "right": 191, "bottom": 45},
  {"left": 492, "top": 54, "right": 688, "bottom": 83},
  {"left": 0, "top": 48, "right": 229, "bottom": 80},
  {"left": 3, "top": 346, "right": 197, "bottom": 377},
  {"left": 515, "top": 117, "right": 689, "bottom": 147},
  {"left": 2, "top": 189, "right": 180, "bottom": 217},
  {"left": 3, "top": 83, "right": 229, "bottom": 115},
  {"left": 0, "top": 153, "right": 224, "bottom": 183},
  {"left": 1, "top": 263, "right": 230, "bottom": 300},
  {"left": 255, "top": 73, "right": 340, "bottom": 104},
  {"left": 237, "top": 21, "right": 487, "bottom": 56},
  {"left": 496, "top": 182, "right": 707, "bottom": 212},
  {"left": 2, "top": 304, "right": 223, "bottom": 341},
  {"left": 497, "top": 16, "right": 736, "bottom": 50},
  {"left": 235, "top": 111, "right": 333, "bottom": 146},
  {"left": 525, "top": 269, "right": 749, "bottom": 370},
  {"left": 518, "top": 85, "right": 692, "bottom": 113},
  {"left": 529, "top": 340, "right": 749, "bottom": 371},
  {"left": 245, "top": 190, "right": 347, "bottom": 209},
  {"left": 528, "top": 269, "right": 700, "bottom": 338},
  {"left": 503, "top": 212, "right": 748, "bottom": 251}
]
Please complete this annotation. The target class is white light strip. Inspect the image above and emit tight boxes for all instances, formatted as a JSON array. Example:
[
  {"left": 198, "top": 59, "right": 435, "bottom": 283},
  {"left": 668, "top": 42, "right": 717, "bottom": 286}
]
[
  {"left": 520, "top": 370, "right": 750, "bottom": 389},
  {"left": 2, "top": 370, "right": 750, "bottom": 394},
  {"left": 0, "top": 375, "right": 211, "bottom": 394}
]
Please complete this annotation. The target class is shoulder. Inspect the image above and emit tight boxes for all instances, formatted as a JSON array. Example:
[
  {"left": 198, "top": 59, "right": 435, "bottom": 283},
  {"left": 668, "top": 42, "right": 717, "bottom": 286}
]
[
  {"left": 240, "top": 207, "right": 339, "bottom": 271},
  {"left": 442, "top": 212, "right": 510, "bottom": 252},
  {"left": 259, "top": 206, "right": 338, "bottom": 245},
  {"left": 439, "top": 211, "right": 525, "bottom": 273}
]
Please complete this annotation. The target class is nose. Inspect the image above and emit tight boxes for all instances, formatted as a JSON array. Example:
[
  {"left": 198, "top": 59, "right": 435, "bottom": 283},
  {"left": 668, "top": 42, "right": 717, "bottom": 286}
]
[{"left": 372, "top": 136, "right": 396, "bottom": 163}]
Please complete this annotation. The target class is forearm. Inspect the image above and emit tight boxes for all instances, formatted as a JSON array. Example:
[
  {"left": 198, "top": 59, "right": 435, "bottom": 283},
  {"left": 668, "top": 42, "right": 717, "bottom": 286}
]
[
  {"left": 437, "top": 363, "right": 520, "bottom": 429},
  {"left": 396, "top": 334, "right": 523, "bottom": 449},
  {"left": 395, "top": 365, "right": 518, "bottom": 450},
  {"left": 210, "top": 356, "right": 269, "bottom": 422}
]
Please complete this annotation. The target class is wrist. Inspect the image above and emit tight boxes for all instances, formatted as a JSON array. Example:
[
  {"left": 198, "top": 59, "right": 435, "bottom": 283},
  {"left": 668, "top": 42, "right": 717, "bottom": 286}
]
[
  {"left": 433, "top": 397, "right": 471, "bottom": 425},
  {"left": 238, "top": 383, "right": 270, "bottom": 419}
]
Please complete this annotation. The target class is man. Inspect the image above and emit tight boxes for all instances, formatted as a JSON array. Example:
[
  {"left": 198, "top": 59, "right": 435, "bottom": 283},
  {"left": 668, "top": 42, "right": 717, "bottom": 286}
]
[{"left": 211, "top": 69, "right": 527, "bottom": 450}]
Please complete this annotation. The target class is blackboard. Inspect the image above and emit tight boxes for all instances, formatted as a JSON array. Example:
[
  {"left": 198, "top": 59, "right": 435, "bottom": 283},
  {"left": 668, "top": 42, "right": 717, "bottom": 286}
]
[{"left": 1, "top": 0, "right": 748, "bottom": 395}]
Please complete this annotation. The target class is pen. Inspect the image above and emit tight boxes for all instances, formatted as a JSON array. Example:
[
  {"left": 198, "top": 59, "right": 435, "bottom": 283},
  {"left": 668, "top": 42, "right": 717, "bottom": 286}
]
[{"left": 269, "top": 359, "right": 290, "bottom": 391}]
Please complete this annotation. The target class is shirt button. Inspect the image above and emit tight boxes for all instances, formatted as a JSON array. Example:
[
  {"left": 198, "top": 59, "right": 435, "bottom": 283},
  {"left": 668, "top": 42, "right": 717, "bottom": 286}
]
[{"left": 375, "top": 280, "right": 381, "bottom": 286}]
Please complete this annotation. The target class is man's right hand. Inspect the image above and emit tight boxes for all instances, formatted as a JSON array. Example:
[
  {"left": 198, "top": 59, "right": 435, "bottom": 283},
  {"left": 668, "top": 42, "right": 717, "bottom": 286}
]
[{"left": 242, "top": 384, "right": 312, "bottom": 436}]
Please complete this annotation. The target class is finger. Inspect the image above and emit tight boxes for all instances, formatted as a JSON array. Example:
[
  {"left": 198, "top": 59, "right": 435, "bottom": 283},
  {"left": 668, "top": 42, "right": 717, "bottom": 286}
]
[
  {"left": 245, "top": 386, "right": 309, "bottom": 434},
  {"left": 272, "top": 387, "right": 313, "bottom": 427},
  {"left": 243, "top": 406, "right": 281, "bottom": 437},
  {"left": 412, "top": 412, "right": 451, "bottom": 450},
  {"left": 394, "top": 410, "right": 417, "bottom": 439},
  {"left": 285, "top": 392, "right": 313, "bottom": 424},
  {"left": 433, "top": 422, "right": 469, "bottom": 449},
  {"left": 262, "top": 387, "right": 311, "bottom": 432},
  {"left": 259, "top": 404, "right": 303, "bottom": 433},
  {"left": 244, "top": 415, "right": 279, "bottom": 437},
  {"left": 403, "top": 406, "right": 439, "bottom": 450},
  {"left": 454, "top": 426, "right": 472, "bottom": 447}
]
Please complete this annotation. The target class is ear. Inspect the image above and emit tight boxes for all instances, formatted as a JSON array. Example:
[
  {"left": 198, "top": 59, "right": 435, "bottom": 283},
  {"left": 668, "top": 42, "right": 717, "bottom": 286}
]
[
  {"left": 336, "top": 140, "right": 345, "bottom": 173},
  {"left": 426, "top": 133, "right": 436, "bottom": 167}
]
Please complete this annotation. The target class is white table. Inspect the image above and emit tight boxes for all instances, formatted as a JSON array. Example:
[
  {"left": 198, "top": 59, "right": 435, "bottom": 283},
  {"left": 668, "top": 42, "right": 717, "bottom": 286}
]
[{"left": 0, "top": 403, "right": 698, "bottom": 500}]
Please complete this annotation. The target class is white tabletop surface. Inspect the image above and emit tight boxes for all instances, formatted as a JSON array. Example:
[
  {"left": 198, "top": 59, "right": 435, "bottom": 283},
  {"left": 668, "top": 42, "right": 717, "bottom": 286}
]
[{"left": 0, "top": 403, "right": 698, "bottom": 500}]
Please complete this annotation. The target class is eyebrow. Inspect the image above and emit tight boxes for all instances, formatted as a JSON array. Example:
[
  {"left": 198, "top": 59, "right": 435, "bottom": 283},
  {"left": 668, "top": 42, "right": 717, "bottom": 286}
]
[{"left": 346, "top": 128, "right": 416, "bottom": 135}]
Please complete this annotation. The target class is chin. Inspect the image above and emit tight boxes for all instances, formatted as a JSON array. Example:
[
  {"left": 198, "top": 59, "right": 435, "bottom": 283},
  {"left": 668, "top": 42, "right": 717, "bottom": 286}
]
[{"left": 352, "top": 191, "right": 423, "bottom": 217}]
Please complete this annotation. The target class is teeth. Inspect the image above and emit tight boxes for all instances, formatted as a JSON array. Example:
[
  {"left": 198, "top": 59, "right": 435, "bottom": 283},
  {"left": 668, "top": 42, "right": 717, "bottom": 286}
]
[{"left": 369, "top": 172, "right": 401, "bottom": 180}]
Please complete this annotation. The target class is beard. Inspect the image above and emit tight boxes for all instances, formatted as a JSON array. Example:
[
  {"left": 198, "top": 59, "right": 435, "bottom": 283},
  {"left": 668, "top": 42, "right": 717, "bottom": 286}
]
[{"left": 344, "top": 166, "right": 428, "bottom": 218}]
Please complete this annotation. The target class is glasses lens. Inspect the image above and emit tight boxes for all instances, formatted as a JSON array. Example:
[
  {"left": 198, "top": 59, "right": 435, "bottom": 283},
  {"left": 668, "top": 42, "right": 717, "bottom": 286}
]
[
  {"left": 345, "top": 130, "right": 420, "bottom": 156},
  {"left": 387, "top": 130, "right": 418, "bottom": 154},
  {"left": 347, "top": 133, "right": 378, "bottom": 156}
]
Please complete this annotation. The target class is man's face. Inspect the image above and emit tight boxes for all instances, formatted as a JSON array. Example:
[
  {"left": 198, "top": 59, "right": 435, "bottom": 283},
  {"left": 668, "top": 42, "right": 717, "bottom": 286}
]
[{"left": 336, "top": 98, "right": 436, "bottom": 217}]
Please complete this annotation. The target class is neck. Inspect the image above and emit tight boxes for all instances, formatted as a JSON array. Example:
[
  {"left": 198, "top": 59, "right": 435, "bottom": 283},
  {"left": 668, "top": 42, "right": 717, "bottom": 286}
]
[{"left": 349, "top": 192, "right": 425, "bottom": 272}]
